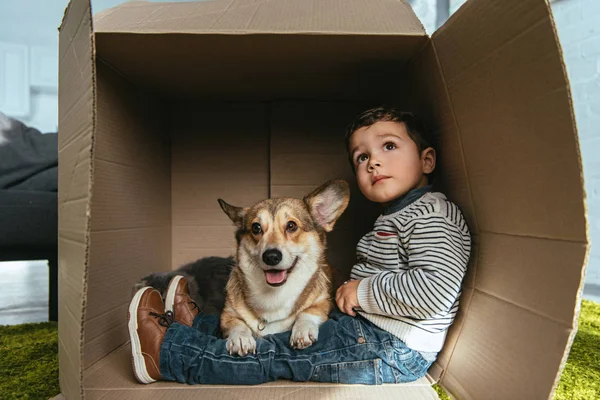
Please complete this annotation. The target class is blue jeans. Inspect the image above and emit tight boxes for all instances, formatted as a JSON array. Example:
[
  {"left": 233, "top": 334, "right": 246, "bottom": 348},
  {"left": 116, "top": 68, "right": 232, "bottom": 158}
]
[{"left": 159, "top": 311, "right": 433, "bottom": 385}]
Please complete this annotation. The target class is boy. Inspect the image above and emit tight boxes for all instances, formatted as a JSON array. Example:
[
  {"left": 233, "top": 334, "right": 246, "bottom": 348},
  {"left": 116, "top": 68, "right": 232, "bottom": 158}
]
[{"left": 128, "top": 106, "right": 471, "bottom": 385}]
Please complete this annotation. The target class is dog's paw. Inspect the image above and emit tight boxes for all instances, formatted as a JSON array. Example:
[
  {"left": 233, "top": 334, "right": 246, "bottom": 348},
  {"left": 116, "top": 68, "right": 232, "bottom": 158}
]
[
  {"left": 226, "top": 328, "right": 257, "bottom": 357},
  {"left": 290, "top": 319, "right": 319, "bottom": 350}
]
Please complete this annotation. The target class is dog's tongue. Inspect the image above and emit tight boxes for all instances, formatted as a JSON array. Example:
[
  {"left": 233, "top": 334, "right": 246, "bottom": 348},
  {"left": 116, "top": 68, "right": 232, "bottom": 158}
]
[{"left": 265, "top": 270, "right": 287, "bottom": 285}]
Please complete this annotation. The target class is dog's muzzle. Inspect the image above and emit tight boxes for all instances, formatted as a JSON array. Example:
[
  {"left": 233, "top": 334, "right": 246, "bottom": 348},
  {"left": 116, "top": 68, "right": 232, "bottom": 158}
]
[{"left": 264, "top": 256, "right": 298, "bottom": 287}]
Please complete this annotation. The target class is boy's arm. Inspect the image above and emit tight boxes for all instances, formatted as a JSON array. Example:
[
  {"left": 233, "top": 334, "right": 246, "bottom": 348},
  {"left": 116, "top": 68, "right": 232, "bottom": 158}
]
[{"left": 356, "top": 214, "right": 471, "bottom": 319}]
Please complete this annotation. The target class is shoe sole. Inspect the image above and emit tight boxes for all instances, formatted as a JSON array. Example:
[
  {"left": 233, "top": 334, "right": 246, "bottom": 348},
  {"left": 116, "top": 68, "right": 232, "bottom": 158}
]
[
  {"left": 165, "top": 275, "right": 185, "bottom": 314},
  {"left": 128, "top": 286, "right": 157, "bottom": 384}
]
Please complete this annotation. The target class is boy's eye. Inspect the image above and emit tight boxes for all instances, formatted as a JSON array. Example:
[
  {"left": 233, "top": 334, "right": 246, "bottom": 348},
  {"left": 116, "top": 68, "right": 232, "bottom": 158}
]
[
  {"left": 384, "top": 142, "right": 396, "bottom": 151},
  {"left": 251, "top": 223, "right": 262, "bottom": 234},
  {"left": 286, "top": 221, "right": 298, "bottom": 233},
  {"left": 356, "top": 154, "right": 368, "bottom": 164}
]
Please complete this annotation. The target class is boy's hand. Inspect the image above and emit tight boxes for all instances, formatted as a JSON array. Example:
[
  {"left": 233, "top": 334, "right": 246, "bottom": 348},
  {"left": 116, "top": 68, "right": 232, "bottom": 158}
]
[{"left": 335, "top": 279, "right": 361, "bottom": 317}]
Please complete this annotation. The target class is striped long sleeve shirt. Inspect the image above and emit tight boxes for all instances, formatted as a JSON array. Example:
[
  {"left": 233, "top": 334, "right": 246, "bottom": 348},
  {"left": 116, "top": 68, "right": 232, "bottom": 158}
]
[{"left": 352, "top": 191, "right": 471, "bottom": 353}]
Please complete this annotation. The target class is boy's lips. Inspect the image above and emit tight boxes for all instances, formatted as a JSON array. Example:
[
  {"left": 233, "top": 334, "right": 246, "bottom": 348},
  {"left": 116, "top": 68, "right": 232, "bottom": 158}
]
[{"left": 372, "top": 175, "right": 390, "bottom": 185}]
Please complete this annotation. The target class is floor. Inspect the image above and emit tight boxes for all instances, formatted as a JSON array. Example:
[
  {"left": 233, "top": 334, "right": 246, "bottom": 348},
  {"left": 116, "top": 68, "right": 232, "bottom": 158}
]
[{"left": 0, "top": 260, "right": 49, "bottom": 325}]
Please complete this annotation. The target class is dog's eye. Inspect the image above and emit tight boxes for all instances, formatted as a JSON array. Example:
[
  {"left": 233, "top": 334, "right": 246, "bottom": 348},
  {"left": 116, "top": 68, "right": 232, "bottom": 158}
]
[
  {"left": 251, "top": 223, "right": 262, "bottom": 235},
  {"left": 286, "top": 221, "right": 298, "bottom": 233}
]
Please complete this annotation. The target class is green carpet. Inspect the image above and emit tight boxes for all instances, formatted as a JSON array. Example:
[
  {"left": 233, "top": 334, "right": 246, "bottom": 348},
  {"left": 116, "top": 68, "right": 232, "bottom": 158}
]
[
  {"left": 0, "top": 322, "right": 59, "bottom": 399},
  {"left": 1, "top": 300, "right": 598, "bottom": 399},
  {"left": 553, "top": 299, "right": 600, "bottom": 400}
]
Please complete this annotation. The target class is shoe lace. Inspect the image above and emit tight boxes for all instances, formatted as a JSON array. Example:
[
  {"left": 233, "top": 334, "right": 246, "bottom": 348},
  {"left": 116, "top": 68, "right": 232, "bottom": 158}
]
[
  {"left": 188, "top": 300, "right": 201, "bottom": 313},
  {"left": 149, "top": 310, "right": 175, "bottom": 328}
]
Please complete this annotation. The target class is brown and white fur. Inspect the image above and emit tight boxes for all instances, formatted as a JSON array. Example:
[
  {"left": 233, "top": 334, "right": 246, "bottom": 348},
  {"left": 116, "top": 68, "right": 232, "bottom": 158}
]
[{"left": 218, "top": 179, "right": 350, "bottom": 356}]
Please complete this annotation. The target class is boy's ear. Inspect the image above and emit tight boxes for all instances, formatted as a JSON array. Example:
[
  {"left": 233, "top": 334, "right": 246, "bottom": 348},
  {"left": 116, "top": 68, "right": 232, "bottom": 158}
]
[
  {"left": 303, "top": 180, "right": 351, "bottom": 232},
  {"left": 218, "top": 199, "right": 246, "bottom": 228},
  {"left": 421, "top": 147, "right": 436, "bottom": 175}
]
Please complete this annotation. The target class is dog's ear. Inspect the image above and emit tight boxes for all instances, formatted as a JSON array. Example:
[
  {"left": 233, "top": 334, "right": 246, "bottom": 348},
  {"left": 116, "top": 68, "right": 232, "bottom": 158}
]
[
  {"left": 303, "top": 180, "right": 350, "bottom": 232},
  {"left": 218, "top": 199, "right": 246, "bottom": 228}
]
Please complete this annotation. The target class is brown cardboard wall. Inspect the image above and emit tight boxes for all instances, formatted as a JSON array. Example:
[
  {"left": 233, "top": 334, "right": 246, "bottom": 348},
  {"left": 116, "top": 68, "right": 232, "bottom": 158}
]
[
  {"left": 82, "top": 62, "right": 172, "bottom": 371},
  {"left": 432, "top": 0, "right": 588, "bottom": 397},
  {"left": 443, "top": 292, "right": 573, "bottom": 400},
  {"left": 58, "top": 0, "right": 589, "bottom": 398},
  {"left": 474, "top": 233, "right": 587, "bottom": 325},
  {"left": 92, "top": 0, "right": 425, "bottom": 36},
  {"left": 405, "top": 41, "right": 477, "bottom": 234},
  {"left": 170, "top": 103, "right": 270, "bottom": 267},
  {"left": 58, "top": 0, "right": 95, "bottom": 397},
  {"left": 94, "top": 33, "right": 425, "bottom": 103},
  {"left": 433, "top": 0, "right": 586, "bottom": 241}
]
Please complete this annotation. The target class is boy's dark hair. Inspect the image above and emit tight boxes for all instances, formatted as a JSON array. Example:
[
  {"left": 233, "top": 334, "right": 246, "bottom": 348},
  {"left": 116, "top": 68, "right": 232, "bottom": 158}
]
[{"left": 344, "top": 107, "right": 433, "bottom": 171}]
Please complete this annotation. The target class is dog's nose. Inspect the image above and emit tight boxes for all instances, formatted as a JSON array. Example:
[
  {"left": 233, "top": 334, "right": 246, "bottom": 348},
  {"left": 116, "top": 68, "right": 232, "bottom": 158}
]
[{"left": 262, "top": 249, "right": 282, "bottom": 266}]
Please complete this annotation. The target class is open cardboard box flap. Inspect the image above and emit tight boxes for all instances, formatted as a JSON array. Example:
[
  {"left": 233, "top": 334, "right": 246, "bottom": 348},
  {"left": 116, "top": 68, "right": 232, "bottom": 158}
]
[{"left": 57, "top": 0, "right": 588, "bottom": 398}]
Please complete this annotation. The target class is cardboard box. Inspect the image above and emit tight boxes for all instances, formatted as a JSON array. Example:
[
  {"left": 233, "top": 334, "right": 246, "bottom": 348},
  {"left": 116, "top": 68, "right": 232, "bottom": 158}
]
[{"left": 57, "top": 0, "right": 589, "bottom": 398}]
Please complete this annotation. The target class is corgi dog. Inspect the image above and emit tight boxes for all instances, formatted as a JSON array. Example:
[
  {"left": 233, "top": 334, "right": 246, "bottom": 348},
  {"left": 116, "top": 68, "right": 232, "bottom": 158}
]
[{"left": 218, "top": 179, "right": 350, "bottom": 356}]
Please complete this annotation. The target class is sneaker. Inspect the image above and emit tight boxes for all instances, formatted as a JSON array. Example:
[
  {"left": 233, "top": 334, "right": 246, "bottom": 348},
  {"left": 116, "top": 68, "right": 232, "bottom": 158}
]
[
  {"left": 164, "top": 275, "right": 200, "bottom": 327},
  {"left": 128, "top": 286, "right": 174, "bottom": 384}
]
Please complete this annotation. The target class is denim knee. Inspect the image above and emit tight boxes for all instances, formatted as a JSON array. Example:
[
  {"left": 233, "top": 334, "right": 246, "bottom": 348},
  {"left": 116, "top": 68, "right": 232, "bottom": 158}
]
[
  {"left": 391, "top": 343, "right": 432, "bottom": 383},
  {"left": 310, "top": 358, "right": 385, "bottom": 384},
  {"left": 192, "top": 313, "right": 220, "bottom": 336}
]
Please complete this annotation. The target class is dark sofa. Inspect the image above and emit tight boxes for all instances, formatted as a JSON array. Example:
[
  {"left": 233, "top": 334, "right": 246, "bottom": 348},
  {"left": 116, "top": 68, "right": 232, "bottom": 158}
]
[{"left": 0, "top": 112, "right": 58, "bottom": 321}]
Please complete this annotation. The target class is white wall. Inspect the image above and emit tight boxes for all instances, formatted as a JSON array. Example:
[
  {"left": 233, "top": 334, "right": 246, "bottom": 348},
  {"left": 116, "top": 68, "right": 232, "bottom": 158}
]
[
  {"left": 0, "top": 0, "right": 188, "bottom": 133},
  {"left": 550, "top": 0, "right": 600, "bottom": 302},
  {"left": 0, "top": 1, "right": 68, "bottom": 132},
  {"left": 407, "top": 0, "right": 440, "bottom": 35}
]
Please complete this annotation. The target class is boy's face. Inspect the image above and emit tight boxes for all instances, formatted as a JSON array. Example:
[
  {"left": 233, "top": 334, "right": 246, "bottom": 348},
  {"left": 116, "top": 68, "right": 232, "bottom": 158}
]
[{"left": 349, "top": 121, "right": 435, "bottom": 205}]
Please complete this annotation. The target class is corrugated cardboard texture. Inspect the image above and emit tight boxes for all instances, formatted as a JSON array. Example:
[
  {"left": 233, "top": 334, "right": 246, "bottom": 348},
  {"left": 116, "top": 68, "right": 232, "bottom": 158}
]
[
  {"left": 405, "top": 40, "right": 477, "bottom": 234},
  {"left": 93, "top": 0, "right": 425, "bottom": 35},
  {"left": 443, "top": 291, "right": 572, "bottom": 400},
  {"left": 432, "top": 0, "right": 588, "bottom": 398},
  {"left": 433, "top": 0, "right": 586, "bottom": 241},
  {"left": 83, "top": 61, "right": 172, "bottom": 370},
  {"left": 58, "top": 0, "right": 588, "bottom": 398},
  {"left": 58, "top": 0, "right": 94, "bottom": 398},
  {"left": 170, "top": 103, "right": 270, "bottom": 267},
  {"left": 94, "top": 33, "right": 426, "bottom": 102},
  {"left": 92, "top": 0, "right": 427, "bottom": 103}
]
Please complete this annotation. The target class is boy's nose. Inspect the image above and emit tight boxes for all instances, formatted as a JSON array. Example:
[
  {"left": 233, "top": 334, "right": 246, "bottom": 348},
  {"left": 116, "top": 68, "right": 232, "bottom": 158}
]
[{"left": 368, "top": 161, "right": 381, "bottom": 171}]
